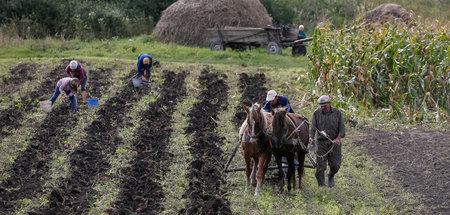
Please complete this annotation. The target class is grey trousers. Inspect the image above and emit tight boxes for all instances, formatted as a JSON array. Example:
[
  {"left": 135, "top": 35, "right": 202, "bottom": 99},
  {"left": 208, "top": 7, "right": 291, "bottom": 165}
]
[{"left": 315, "top": 139, "right": 342, "bottom": 176}]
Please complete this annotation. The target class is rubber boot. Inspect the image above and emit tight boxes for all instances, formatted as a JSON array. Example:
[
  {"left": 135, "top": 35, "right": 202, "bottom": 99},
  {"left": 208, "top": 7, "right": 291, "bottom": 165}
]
[
  {"left": 328, "top": 174, "right": 335, "bottom": 187},
  {"left": 316, "top": 172, "right": 325, "bottom": 187},
  {"left": 328, "top": 165, "right": 339, "bottom": 188}
]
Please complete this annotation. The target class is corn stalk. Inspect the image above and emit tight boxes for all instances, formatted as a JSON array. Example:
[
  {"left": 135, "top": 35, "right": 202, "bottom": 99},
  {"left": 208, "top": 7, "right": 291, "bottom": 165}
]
[{"left": 309, "top": 20, "right": 449, "bottom": 122}]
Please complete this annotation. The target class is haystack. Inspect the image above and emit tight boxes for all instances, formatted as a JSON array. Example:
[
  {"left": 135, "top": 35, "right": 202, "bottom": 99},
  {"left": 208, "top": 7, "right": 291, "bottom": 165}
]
[
  {"left": 153, "top": 0, "right": 273, "bottom": 46},
  {"left": 363, "top": 4, "right": 412, "bottom": 25}
]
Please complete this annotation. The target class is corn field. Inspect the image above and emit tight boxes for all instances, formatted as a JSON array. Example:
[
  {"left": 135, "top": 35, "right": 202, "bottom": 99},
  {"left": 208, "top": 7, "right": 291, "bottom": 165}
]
[{"left": 309, "top": 19, "right": 449, "bottom": 122}]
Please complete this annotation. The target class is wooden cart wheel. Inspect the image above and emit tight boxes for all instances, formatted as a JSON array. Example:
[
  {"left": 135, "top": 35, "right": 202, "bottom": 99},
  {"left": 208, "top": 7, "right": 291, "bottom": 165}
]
[
  {"left": 267, "top": 42, "right": 282, "bottom": 55},
  {"left": 210, "top": 40, "right": 225, "bottom": 51}
]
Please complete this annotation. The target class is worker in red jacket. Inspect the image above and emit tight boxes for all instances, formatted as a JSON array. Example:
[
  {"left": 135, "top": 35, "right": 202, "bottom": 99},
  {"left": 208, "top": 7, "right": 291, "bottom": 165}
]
[{"left": 66, "top": 60, "right": 88, "bottom": 104}]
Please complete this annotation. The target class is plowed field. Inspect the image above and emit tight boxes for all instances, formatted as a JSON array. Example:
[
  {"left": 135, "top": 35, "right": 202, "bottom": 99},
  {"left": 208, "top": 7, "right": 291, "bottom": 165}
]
[{"left": 0, "top": 59, "right": 447, "bottom": 214}]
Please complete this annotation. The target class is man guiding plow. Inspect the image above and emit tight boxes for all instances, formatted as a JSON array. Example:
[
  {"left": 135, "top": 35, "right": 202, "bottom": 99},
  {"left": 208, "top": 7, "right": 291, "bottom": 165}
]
[
  {"left": 309, "top": 95, "right": 345, "bottom": 187},
  {"left": 227, "top": 92, "right": 346, "bottom": 195}
]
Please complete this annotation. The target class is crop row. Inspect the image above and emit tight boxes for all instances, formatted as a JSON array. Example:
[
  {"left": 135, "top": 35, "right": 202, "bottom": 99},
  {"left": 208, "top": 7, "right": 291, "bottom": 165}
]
[{"left": 309, "top": 21, "right": 449, "bottom": 121}]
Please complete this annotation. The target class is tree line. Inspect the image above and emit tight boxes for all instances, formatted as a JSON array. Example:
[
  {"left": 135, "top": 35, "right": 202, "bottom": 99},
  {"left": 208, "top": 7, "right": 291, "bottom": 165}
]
[
  {"left": 0, "top": 0, "right": 447, "bottom": 39},
  {"left": 0, "top": 0, "right": 176, "bottom": 39}
]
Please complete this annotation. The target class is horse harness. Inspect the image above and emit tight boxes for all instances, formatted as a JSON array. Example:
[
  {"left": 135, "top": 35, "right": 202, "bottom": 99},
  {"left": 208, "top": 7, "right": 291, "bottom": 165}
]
[
  {"left": 282, "top": 114, "right": 308, "bottom": 152},
  {"left": 240, "top": 118, "right": 271, "bottom": 144},
  {"left": 240, "top": 128, "right": 271, "bottom": 143},
  {"left": 281, "top": 115, "right": 318, "bottom": 168}
]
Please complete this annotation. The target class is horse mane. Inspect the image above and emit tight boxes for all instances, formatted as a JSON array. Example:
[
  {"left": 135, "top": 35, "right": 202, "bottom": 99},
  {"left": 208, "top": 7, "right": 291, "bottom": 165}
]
[
  {"left": 239, "top": 103, "right": 269, "bottom": 140},
  {"left": 254, "top": 103, "right": 267, "bottom": 127}
]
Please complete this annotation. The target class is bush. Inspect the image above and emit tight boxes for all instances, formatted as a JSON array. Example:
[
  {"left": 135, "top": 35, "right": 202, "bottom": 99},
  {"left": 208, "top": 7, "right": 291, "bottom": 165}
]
[{"left": 0, "top": 0, "right": 176, "bottom": 39}]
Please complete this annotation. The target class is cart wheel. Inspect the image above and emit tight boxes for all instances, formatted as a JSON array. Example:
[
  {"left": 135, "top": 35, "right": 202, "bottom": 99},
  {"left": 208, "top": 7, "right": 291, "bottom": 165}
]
[
  {"left": 267, "top": 42, "right": 282, "bottom": 55},
  {"left": 210, "top": 40, "right": 225, "bottom": 51}
]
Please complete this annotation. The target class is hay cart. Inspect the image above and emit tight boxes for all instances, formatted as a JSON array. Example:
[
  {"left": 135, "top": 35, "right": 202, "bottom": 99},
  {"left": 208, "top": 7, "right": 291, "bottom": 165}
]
[{"left": 207, "top": 26, "right": 312, "bottom": 56}]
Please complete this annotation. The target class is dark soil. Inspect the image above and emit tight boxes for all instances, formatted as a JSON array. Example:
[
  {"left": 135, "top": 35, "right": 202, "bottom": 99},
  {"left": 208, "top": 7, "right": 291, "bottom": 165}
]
[
  {"left": 32, "top": 72, "right": 147, "bottom": 214},
  {"left": 233, "top": 73, "right": 267, "bottom": 126},
  {"left": 0, "top": 65, "right": 112, "bottom": 214},
  {"left": 353, "top": 127, "right": 449, "bottom": 214},
  {"left": 0, "top": 63, "right": 36, "bottom": 97},
  {"left": 181, "top": 68, "right": 231, "bottom": 214},
  {"left": 111, "top": 70, "right": 187, "bottom": 214},
  {"left": 86, "top": 68, "right": 112, "bottom": 98},
  {"left": 0, "top": 105, "right": 77, "bottom": 213},
  {"left": 0, "top": 62, "right": 65, "bottom": 141}
]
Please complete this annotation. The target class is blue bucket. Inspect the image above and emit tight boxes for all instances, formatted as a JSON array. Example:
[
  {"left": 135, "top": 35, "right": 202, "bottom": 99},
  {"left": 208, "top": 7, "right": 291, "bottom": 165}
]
[{"left": 87, "top": 98, "right": 99, "bottom": 106}]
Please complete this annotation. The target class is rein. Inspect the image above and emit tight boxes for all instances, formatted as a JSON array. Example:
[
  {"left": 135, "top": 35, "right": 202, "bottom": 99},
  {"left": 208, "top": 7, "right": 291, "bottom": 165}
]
[
  {"left": 315, "top": 144, "right": 335, "bottom": 158},
  {"left": 250, "top": 129, "right": 265, "bottom": 139},
  {"left": 285, "top": 115, "right": 307, "bottom": 151},
  {"left": 287, "top": 120, "right": 306, "bottom": 140},
  {"left": 246, "top": 108, "right": 270, "bottom": 141},
  {"left": 272, "top": 114, "right": 307, "bottom": 151},
  {"left": 310, "top": 123, "right": 337, "bottom": 159}
]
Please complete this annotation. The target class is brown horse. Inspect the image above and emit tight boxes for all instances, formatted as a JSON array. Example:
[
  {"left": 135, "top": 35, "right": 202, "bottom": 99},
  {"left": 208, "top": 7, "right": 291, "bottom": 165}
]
[
  {"left": 240, "top": 103, "right": 273, "bottom": 197},
  {"left": 270, "top": 107, "right": 309, "bottom": 193}
]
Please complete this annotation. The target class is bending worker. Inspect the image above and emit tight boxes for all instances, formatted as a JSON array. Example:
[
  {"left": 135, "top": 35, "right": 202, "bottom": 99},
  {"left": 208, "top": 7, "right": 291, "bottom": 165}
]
[
  {"left": 49, "top": 77, "right": 79, "bottom": 112},
  {"left": 137, "top": 53, "right": 152, "bottom": 81},
  {"left": 263, "top": 90, "right": 294, "bottom": 113}
]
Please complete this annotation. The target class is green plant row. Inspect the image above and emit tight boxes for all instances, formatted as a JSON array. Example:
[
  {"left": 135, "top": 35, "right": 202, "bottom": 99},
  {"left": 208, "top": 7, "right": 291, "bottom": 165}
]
[{"left": 309, "top": 20, "right": 449, "bottom": 122}]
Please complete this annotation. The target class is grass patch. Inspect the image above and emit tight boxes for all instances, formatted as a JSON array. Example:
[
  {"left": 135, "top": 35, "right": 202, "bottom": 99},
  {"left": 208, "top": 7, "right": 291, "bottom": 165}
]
[
  {"left": 0, "top": 36, "right": 310, "bottom": 68},
  {"left": 161, "top": 67, "right": 200, "bottom": 214}
]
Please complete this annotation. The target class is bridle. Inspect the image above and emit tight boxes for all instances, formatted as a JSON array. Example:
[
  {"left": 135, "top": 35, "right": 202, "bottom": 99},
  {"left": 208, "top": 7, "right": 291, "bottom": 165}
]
[
  {"left": 248, "top": 106, "right": 269, "bottom": 140},
  {"left": 272, "top": 111, "right": 308, "bottom": 151}
]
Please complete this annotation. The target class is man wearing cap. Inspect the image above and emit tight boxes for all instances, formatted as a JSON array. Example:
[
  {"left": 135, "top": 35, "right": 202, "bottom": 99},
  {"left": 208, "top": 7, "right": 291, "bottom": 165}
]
[
  {"left": 309, "top": 95, "right": 345, "bottom": 187},
  {"left": 137, "top": 53, "right": 152, "bottom": 81},
  {"left": 66, "top": 60, "right": 88, "bottom": 104},
  {"left": 263, "top": 90, "right": 294, "bottom": 113}
]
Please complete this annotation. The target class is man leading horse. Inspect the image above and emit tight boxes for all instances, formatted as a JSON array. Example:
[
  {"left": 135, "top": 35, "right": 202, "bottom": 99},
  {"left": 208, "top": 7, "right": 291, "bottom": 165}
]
[{"left": 309, "top": 95, "right": 346, "bottom": 187}]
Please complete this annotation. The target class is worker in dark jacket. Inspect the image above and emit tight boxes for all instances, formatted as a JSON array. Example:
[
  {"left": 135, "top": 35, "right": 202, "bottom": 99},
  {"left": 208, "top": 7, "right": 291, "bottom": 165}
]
[
  {"left": 263, "top": 90, "right": 294, "bottom": 113},
  {"left": 298, "top": 25, "right": 306, "bottom": 39},
  {"left": 137, "top": 53, "right": 152, "bottom": 81},
  {"left": 66, "top": 60, "right": 88, "bottom": 104},
  {"left": 309, "top": 95, "right": 345, "bottom": 187}
]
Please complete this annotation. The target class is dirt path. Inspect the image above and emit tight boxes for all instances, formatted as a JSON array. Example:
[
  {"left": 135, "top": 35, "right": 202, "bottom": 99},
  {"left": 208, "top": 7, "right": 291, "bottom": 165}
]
[
  {"left": 353, "top": 127, "right": 449, "bottom": 214},
  {"left": 111, "top": 71, "right": 187, "bottom": 214},
  {"left": 0, "top": 67, "right": 112, "bottom": 213},
  {"left": 33, "top": 72, "right": 146, "bottom": 214},
  {"left": 182, "top": 69, "right": 231, "bottom": 214}
]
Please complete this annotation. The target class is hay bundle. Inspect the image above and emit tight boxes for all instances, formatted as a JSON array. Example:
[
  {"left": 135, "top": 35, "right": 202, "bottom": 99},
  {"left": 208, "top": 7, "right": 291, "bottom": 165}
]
[
  {"left": 153, "top": 0, "right": 272, "bottom": 46},
  {"left": 363, "top": 4, "right": 412, "bottom": 25}
]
